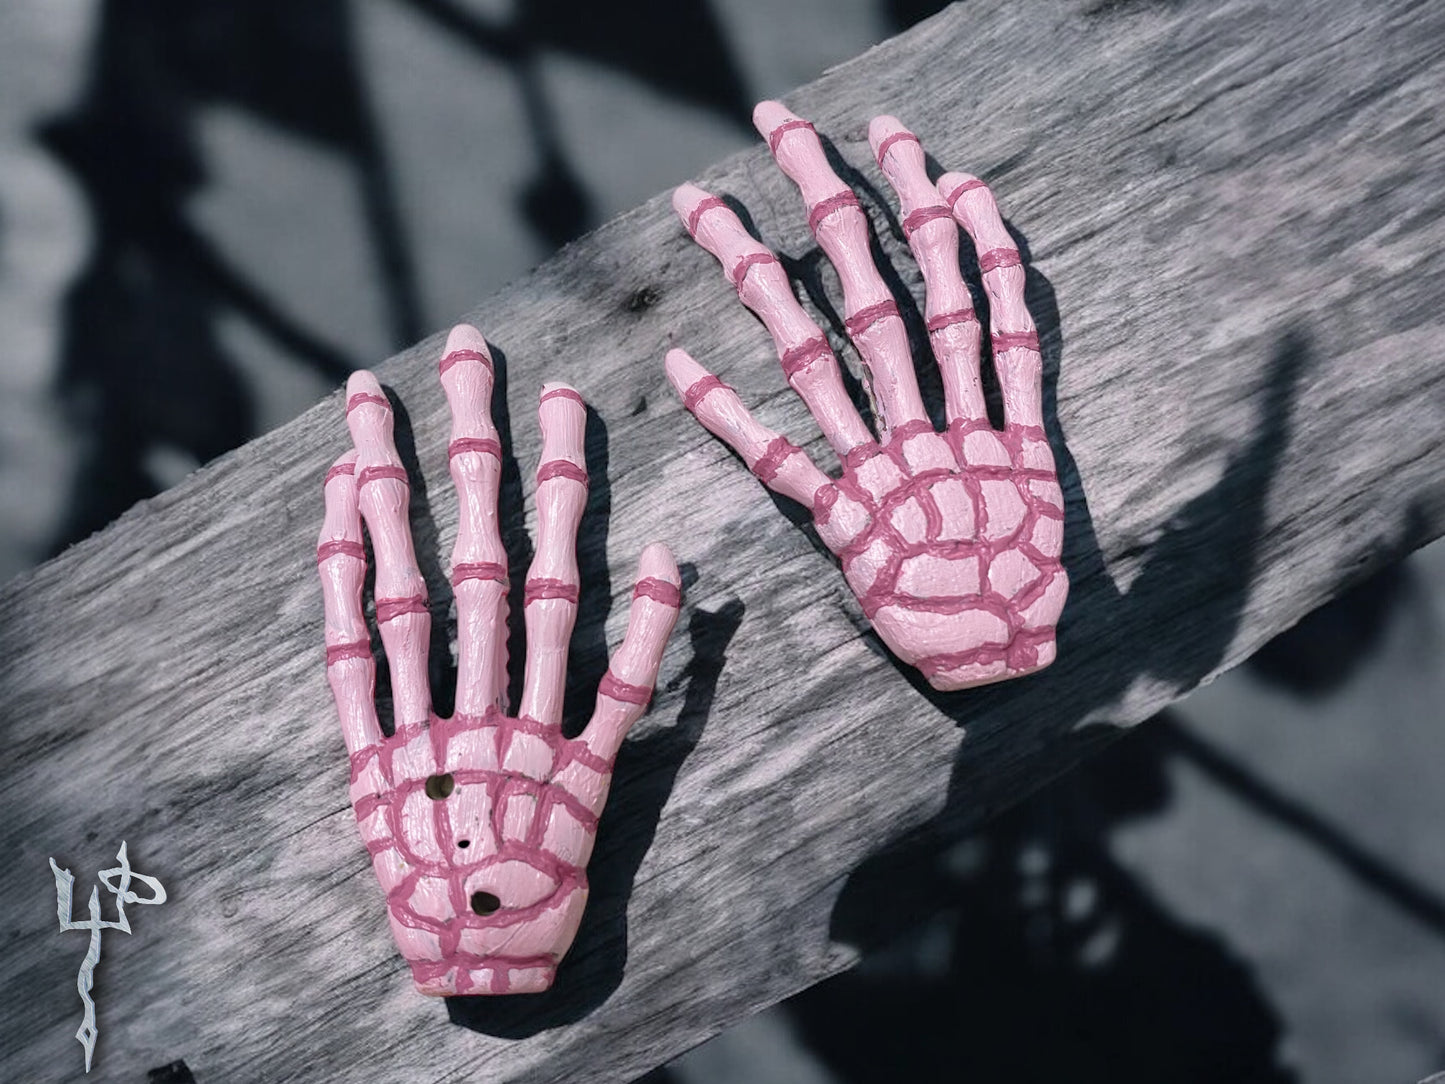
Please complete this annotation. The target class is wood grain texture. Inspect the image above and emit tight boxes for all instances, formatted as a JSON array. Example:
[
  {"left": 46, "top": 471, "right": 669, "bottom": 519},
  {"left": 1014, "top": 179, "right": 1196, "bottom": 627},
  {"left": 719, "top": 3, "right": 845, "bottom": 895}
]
[{"left": 4, "top": 1, "right": 1445, "bottom": 1080}]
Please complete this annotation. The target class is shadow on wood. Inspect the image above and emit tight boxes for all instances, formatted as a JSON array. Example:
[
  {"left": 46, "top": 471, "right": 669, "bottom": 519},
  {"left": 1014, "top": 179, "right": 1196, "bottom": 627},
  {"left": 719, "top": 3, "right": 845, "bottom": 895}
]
[{"left": 793, "top": 717, "right": 1298, "bottom": 1082}]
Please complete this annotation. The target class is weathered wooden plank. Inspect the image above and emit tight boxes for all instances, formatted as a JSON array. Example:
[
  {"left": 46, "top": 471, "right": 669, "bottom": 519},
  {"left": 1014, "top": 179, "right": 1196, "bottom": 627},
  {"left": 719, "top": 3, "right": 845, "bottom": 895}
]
[{"left": 4, "top": 0, "right": 1445, "bottom": 1080}]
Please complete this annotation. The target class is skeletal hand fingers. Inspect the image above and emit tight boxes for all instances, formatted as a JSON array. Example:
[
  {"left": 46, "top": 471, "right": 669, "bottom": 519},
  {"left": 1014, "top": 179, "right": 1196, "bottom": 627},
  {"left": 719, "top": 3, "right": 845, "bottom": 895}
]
[
  {"left": 939, "top": 171, "right": 1044, "bottom": 431},
  {"left": 665, "top": 348, "right": 834, "bottom": 511},
  {"left": 346, "top": 371, "right": 432, "bottom": 729},
  {"left": 869, "top": 116, "right": 987, "bottom": 428},
  {"left": 438, "top": 324, "right": 508, "bottom": 716},
  {"left": 673, "top": 183, "right": 872, "bottom": 457},
  {"left": 318, "top": 450, "right": 384, "bottom": 758},
  {"left": 580, "top": 542, "right": 683, "bottom": 769},
  {"left": 754, "top": 101, "right": 928, "bottom": 434},
  {"left": 518, "top": 383, "right": 588, "bottom": 727}
]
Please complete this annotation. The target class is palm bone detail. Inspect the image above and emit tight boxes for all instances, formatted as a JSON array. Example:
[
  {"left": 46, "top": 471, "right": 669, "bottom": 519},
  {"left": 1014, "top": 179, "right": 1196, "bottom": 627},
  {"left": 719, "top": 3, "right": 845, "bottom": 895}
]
[
  {"left": 318, "top": 325, "right": 681, "bottom": 995},
  {"left": 666, "top": 104, "right": 1067, "bottom": 690}
]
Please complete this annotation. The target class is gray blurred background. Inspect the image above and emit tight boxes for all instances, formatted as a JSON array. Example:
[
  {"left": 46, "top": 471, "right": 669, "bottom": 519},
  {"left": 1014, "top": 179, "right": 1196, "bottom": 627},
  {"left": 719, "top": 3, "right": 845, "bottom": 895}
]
[{"left": 1, "top": 2, "right": 1442, "bottom": 1081}]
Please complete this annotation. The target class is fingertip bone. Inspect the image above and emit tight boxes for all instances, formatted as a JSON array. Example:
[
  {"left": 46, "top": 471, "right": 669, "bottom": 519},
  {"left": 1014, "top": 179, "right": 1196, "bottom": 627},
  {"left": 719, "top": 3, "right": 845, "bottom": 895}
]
[
  {"left": 438, "top": 347, "right": 493, "bottom": 378},
  {"left": 324, "top": 455, "right": 358, "bottom": 487},
  {"left": 685, "top": 194, "right": 729, "bottom": 239},
  {"left": 681, "top": 373, "right": 732, "bottom": 413},
  {"left": 535, "top": 459, "right": 588, "bottom": 488},
  {"left": 540, "top": 385, "right": 585, "bottom": 408},
  {"left": 873, "top": 128, "right": 921, "bottom": 170},
  {"left": 941, "top": 174, "right": 993, "bottom": 212},
  {"left": 346, "top": 391, "right": 389, "bottom": 415},
  {"left": 633, "top": 577, "right": 682, "bottom": 608}
]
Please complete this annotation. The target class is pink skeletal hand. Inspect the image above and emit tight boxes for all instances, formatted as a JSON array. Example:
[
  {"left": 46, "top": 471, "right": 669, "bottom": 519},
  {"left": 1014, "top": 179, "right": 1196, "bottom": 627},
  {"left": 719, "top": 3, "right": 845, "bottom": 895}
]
[
  {"left": 667, "top": 104, "right": 1068, "bottom": 691},
  {"left": 318, "top": 325, "right": 681, "bottom": 996}
]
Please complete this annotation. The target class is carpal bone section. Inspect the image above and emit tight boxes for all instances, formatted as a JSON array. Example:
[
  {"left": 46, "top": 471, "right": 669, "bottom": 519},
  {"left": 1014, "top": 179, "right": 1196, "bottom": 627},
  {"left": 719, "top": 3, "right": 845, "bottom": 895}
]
[
  {"left": 349, "top": 699, "right": 626, "bottom": 994},
  {"left": 821, "top": 420, "right": 1064, "bottom": 683},
  {"left": 319, "top": 325, "right": 681, "bottom": 996},
  {"left": 667, "top": 104, "right": 1067, "bottom": 690}
]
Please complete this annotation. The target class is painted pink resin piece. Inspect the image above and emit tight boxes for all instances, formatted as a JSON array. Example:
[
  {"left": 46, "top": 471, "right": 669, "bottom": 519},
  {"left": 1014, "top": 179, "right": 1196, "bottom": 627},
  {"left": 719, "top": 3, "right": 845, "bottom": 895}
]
[
  {"left": 667, "top": 104, "right": 1067, "bottom": 690},
  {"left": 318, "top": 324, "right": 681, "bottom": 995}
]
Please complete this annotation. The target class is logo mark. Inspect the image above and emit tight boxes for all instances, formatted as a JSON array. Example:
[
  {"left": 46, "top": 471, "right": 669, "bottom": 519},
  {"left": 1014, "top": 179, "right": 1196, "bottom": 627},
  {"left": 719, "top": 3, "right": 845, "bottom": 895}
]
[{"left": 50, "top": 841, "right": 166, "bottom": 1073}]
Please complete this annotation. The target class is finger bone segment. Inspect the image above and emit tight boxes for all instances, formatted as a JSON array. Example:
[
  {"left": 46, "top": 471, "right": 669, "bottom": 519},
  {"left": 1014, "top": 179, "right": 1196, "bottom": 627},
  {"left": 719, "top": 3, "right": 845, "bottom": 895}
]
[
  {"left": 664, "top": 348, "right": 829, "bottom": 510},
  {"left": 580, "top": 543, "right": 681, "bottom": 767},
  {"left": 319, "top": 449, "right": 384, "bottom": 755},
  {"left": 671, "top": 187, "right": 872, "bottom": 455},
  {"left": 440, "top": 325, "right": 508, "bottom": 716},
  {"left": 871, "top": 115, "right": 986, "bottom": 427},
  {"left": 519, "top": 383, "right": 588, "bottom": 727},
  {"left": 346, "top": 370, "right": 432, "bottom": 728},
  {"left": 938, "top": 171, "right": 1044, "bottom": 430},
  {"left": 756, "top": 102, "right": 927, "bottom": 433}
]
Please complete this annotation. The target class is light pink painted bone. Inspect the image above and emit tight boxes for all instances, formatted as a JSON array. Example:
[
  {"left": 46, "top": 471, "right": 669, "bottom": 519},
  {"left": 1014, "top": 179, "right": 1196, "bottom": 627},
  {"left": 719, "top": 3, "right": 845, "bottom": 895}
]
[
  {"left": 318, "top": 324, "right": 681, "bottom": 995},
  {"left": 667, "top": 105, "right": 1067, "bottom": 690}
]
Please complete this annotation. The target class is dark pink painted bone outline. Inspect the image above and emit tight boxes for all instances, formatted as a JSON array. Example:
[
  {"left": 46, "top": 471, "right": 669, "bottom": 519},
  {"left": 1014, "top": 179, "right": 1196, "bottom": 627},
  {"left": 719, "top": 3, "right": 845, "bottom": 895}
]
[
  {"left": 665, "top": 105, "right": 1068, "bottom": 691},
  {"left": 318, "top": 325, "right": 681, "bottom": 995}
]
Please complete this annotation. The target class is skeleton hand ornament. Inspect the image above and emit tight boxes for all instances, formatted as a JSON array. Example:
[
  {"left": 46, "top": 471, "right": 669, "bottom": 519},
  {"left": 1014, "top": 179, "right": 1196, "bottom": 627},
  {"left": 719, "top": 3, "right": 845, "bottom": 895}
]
[
  {"left": 667, "top": 104, "right": 1067, "bottom": 690},
  {"left": 318, "top": 325, "right": 681, "bottom": 995}
]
